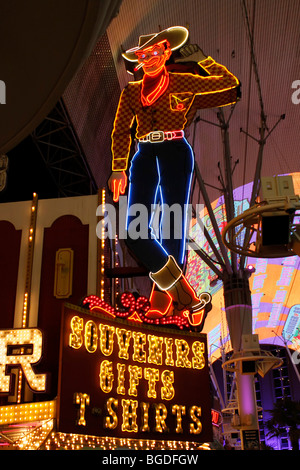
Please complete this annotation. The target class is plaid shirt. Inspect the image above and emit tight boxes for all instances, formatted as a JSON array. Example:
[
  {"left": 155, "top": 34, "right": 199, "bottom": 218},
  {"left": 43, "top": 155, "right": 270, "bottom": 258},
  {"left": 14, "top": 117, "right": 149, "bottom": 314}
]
[{"left": 111, "top": 57, "right": 239, "bottom": 171}]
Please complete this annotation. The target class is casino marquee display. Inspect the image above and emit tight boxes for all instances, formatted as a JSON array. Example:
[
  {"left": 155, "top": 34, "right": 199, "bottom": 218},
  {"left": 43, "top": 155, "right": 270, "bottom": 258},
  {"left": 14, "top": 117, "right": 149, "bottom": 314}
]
[{"left": 56, "top": 304, "right": 213, "bottom": 444}]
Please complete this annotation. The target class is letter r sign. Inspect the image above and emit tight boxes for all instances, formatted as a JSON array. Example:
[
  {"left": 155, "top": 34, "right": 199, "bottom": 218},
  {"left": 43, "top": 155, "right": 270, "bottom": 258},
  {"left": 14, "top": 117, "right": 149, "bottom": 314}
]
[{"left": 0, "top": 328, "right": 47, "bottom": 393}]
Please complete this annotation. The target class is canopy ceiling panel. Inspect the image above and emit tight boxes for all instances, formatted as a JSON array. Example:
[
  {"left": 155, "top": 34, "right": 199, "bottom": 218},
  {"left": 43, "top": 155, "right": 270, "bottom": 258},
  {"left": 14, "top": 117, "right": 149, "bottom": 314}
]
[
  {"left": 105, "top": 0, "right": 300, "bottom": 198},
  {"left": 0, "top": 0, "right": 122, "bottom": 154}
]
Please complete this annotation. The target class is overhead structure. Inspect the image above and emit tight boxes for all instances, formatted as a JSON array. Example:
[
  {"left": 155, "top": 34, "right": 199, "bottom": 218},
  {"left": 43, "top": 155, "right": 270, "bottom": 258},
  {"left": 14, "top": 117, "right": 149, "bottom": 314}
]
[
  {"left": 186, "top": 1, "right": 290, "bottom": 450},
  {"left": 0, "top": 0, "right": 123, "bottom": 155},
  {"left": 1, "top": 0, "right": 300, "bottom": 450},
  {"left": 31, "top": 99, "right": 97, "bottom": 197}
]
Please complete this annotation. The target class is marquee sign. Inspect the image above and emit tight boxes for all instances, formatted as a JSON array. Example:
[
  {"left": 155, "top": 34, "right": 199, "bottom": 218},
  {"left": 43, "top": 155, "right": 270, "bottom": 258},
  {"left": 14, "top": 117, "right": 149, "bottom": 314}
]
[
  {"left": 57, "top": 304, "right": 213, "bottom": 444},
  {"left": 0, "top": 328, "right": 47, "bottom": 394}
]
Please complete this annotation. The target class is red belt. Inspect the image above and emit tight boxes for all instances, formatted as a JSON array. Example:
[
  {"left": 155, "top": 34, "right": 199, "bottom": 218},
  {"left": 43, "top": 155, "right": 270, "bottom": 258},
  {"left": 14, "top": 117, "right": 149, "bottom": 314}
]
[{"left": 139, "top": 130, "right": 184, "bottom": 143}]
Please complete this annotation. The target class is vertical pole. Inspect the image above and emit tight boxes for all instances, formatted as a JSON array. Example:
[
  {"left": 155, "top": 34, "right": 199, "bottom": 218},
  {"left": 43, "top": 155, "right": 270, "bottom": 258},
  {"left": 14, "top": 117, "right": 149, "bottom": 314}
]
[
  {"left": 220, "top": 342, "right": 228, "bottom": 406},
  {"left": 240, "top": 121, "right": 266, "bottom": 270},
  {"left": 23, "top": 193, "right": 38, "bottom": 328},
  {"left": 218, "top": 109, "right": 238, "bottom": 273},
  {"left": 97, "top": 188, "right": 106, "bottom": 300},
  {"left": 224, "top": 273, "right": 260, "bottom": 450},
  {"left": 236, "top": 369, "right": 260, "bottom": 449},
  {"left": 17, "top": 193, "right": 38, "bottom": 403}
]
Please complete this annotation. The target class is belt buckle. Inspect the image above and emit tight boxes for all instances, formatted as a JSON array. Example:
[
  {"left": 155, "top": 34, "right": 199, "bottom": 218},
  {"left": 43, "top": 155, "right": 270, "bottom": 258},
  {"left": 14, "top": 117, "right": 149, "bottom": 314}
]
[
  {"left": 149, "top": 131, "right": 164, "bottom": 142},
  {"left": 165, "top": 131, "right": 174, "bottom": 140}
]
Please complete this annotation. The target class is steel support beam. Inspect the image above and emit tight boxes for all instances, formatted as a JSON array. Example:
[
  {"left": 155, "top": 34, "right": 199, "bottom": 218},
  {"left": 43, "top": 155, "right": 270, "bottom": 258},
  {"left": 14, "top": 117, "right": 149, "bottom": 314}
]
[{"left": 31, "top": 99, "right": 97, "bottom": 197}]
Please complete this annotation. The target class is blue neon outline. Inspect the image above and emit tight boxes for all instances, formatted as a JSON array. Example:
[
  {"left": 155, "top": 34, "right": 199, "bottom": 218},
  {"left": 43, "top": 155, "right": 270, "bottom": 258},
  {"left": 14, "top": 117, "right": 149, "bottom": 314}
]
[
  {"left": 150, "top": 158, "right": 169, "bottom": 257},
  {"left": 149, "top": 173, "right": 161, "bottom": 240},
  {"left": 156, "top": 156, "right": 164, "bottom": 245},
  {"left": 125, "top": 139, "right": 194, "bottom": 266},
  {"left": 153, "top": 139, "right": 194, "bottom": 265},
  {"left": 180, "top": 138, "right": 194, "bottom": 265}
]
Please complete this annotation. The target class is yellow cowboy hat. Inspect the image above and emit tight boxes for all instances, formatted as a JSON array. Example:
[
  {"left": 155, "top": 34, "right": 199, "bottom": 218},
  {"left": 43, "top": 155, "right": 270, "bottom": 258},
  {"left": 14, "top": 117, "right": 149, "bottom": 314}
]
[{"left": 122, "top": 26, "right": 189, "bottom": 62}]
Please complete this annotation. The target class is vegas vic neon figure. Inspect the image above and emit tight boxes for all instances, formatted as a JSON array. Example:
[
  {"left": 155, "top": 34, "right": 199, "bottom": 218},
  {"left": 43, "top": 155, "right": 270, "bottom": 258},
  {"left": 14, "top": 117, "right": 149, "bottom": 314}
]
[{"left": 108, "top": 26, "right": 240, "bottom": 328}]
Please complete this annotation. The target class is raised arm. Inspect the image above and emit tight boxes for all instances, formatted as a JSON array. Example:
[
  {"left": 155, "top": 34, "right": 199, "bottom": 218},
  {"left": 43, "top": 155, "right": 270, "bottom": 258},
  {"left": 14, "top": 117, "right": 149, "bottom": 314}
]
[{"left": 176, "top": 44, "right": 240, "bottom": 109}]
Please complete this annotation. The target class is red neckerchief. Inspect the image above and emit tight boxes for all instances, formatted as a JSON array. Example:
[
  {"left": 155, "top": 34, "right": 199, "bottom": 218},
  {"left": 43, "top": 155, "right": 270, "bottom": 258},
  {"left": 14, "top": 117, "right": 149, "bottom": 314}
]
[{"left": 141, "top": 67, "right": 169, "bottom": 107}]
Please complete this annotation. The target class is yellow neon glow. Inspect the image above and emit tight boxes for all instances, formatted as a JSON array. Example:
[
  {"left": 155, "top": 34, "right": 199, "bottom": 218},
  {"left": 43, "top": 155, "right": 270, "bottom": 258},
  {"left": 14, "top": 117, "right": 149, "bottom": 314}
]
[
  {"left": 22, "top": 292, "right": 28, "bottom": 328},
  {"left": 17, "top": 369, "right": 23, "bottom": 404},
  {"left": 104, "top": 397, "right": 118, "bottom": 429},
  {"left": 99, "top": 323, "right": 115, "bottom": 356},
  {"left": 44, "top": 432, "right": 202, "bottom": 450},
  {"left": 132, "top": 331, "right": 146, "bottom": 363},
  {"left": 84, "top": 320, "right": 98, "bottom": 353},
  {"left": 128, "top": 365, "right": 142, "bottom": 397},
  {"left": 123, "top": 26, "right": 189, "bottom": 62},
  {"left": 68, "top": 315, "right": 207, "bottom": 371},
  {"left": 0, "top": 329, "right": 46, "bottom": 393},
  {"left": 99, "top": 360, "right": 114, "bottom": 393},
  {"left": 164, "top": 337, "right": 174, "bottom": 366},
  {"left": 140, "top": 402, "right": 150, "bottom": 432},
  {"left": 154, "top": 403, "right": 168, "bottom": 433},
  {"left": 189, "top": 405, "right": 202, "bottom": 434},
  {"left": 144, "top": 367, "right": 159, "bottom": 399},
  {"left": 116, "top": 327, "right": 132, "bottom": 360},
  {"left": 117, "top": 363, "right": 126, "bottom": 395},
  {"left": 74, "top": 392, "right": 90, "bottom": 426},
  {"left": 172, "top": 404, "right": 186, "bottom": 433},
  {"left": 121, "top": 399, "right": 138, "bottom": 432},
  {"left": 175, "top": 339, "right": 192, "bottom": 368},
  {"left": 0, "top": 400, "right": 55, "bottom": 426},
  {"left": 192, "top": 341, "right": 205, "bottom": 369},
  {"left": 111, "top": 55, "right": 239, "bottom": 172},
  {"left": 69, "top": 316, "right": 83, "bottom": 349},
  {"left": 147, "top": 334, "right": 163, "bottom": 365},
  {"left": 160, "top": 369, "right": 175, "bottom": 400}
]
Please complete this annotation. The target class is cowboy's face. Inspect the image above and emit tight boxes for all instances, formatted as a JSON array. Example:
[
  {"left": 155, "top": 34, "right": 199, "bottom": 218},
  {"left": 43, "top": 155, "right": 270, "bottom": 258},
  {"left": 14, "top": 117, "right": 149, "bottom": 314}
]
[{"left": 136, "top": 41, "right": 171, "bottom": 75}]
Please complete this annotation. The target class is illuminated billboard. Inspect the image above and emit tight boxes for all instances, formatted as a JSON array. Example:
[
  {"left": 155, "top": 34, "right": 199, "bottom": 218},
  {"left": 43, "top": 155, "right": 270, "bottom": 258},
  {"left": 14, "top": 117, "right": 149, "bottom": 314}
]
[
  {"left": 57, "top": 304, "right": 213, "bottom": 444},
  {"left": 186, "top": 173, "right": 300, "bottom": 360}
]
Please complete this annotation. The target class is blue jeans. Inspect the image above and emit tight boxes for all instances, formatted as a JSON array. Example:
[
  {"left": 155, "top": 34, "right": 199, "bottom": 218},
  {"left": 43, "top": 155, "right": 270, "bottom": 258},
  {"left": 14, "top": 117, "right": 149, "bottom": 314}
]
[{"left": 125, "top": 138, "right": 194, "bottom": 273}]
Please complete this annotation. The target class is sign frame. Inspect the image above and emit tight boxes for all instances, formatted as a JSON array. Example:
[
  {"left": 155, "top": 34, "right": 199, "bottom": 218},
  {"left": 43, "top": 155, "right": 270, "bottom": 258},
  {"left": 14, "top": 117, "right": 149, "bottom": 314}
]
[{"left": 56, "top": 303, "right": 213, "bottom": 445}]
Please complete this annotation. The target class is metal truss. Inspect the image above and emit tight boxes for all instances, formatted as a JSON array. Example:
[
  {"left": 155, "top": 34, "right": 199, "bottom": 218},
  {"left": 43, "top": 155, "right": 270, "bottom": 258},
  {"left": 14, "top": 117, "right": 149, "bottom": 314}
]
[
  {"left": 31, "top": 99, "right": 97, "bottom": 197},
  {"left": 188, "top": 3, "right": 287, "bottom": 449}
]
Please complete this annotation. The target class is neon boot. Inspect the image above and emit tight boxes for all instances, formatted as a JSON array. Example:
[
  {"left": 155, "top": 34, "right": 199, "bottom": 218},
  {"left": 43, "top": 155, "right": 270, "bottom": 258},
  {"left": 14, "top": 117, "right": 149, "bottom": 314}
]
[
  {"left": 146, "top": 284, "right": 173, "bottom": 319},
  {"left": 150, "top": 255, "right": 211, "bottom": 328}
]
